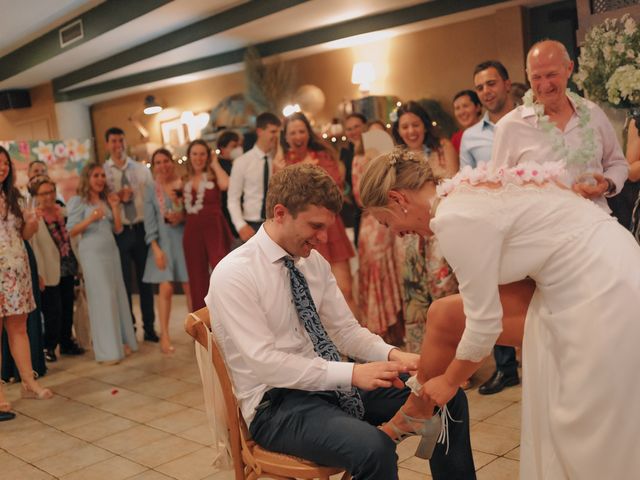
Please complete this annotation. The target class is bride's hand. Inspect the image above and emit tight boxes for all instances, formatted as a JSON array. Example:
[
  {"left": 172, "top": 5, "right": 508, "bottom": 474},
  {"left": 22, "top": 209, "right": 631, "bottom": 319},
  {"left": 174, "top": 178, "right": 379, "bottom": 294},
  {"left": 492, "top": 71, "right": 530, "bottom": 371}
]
[{"left": 422, "top": 374, "right": 458, "bottom": 407}]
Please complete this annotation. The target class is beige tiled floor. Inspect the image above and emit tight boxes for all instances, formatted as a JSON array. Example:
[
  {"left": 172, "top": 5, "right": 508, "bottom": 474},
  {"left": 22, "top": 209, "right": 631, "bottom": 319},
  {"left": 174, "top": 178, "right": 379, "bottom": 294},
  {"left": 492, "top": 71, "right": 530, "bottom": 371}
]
[{"left": 1, "top": 295, "right": 522, "bottom": 479}]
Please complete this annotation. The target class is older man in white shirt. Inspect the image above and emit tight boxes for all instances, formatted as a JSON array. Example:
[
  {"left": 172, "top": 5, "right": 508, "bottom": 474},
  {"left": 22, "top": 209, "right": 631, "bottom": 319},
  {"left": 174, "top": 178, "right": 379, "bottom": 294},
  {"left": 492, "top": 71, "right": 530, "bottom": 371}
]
[
  {"left": 207, "top": 164, "right": 476, "bottom": 479},
  {"left": 227, "top": 112, "right": 281, "bottom": 242},
  {"left": 490, "top": 40, "right": 628, "bottom": 212}
]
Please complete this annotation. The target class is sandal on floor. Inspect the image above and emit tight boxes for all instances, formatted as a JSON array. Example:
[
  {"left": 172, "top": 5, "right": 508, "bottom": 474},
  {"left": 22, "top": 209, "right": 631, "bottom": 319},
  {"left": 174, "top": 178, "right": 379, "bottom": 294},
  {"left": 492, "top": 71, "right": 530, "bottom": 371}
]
[
  {"left": 0, "top": 409, "right": 16, "bottom": 421},
  {"left": 1, "top": 401, "right": 16, "bottom": 421},
  {"left": 21, "top": 384, "right": 53, "bottom": 400}
]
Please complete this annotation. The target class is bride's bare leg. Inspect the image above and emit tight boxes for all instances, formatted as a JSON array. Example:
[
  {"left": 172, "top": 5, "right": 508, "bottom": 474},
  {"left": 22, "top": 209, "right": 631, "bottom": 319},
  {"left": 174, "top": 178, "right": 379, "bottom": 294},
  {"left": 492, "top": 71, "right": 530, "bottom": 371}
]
[{"left": 382, "top": 280, "right": 535, "bottom": 436}]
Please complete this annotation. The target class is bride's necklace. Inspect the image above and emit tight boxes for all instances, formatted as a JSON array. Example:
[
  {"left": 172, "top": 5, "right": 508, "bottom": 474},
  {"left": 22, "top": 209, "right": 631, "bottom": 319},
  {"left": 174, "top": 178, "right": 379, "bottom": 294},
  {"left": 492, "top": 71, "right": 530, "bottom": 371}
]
[
  {"left": 184, "top": 173, "right": 213, "bottom": 214},
  {"left": 523, "top": 89, "right": 595, "bottom": 166}
]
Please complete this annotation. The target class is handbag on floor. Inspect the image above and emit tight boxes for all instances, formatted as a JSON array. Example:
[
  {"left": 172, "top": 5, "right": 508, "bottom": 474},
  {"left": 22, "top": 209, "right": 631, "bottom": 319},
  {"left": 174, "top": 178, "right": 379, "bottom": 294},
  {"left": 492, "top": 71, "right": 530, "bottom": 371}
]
[{"left": 73, "top": 279, "right": 92, "bottom": 350}]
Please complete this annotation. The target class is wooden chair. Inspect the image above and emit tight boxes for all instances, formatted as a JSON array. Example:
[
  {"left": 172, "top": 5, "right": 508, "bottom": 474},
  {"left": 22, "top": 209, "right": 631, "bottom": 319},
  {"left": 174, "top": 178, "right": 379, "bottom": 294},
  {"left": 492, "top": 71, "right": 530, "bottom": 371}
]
[{"left": 185, "top": 307, "right": 351, "bottom": 480}]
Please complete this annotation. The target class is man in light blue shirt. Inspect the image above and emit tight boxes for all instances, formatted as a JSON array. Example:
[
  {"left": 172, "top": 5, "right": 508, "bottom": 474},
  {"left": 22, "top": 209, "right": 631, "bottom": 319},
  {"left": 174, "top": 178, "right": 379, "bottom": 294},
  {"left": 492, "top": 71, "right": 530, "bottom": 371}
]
[
  {"left": 459, "top": 60, "right": 515, "bottom": 169},
  {"left": 458, "top": 113, "right": 495, "bottom": 168},
  {"left": 460, "top": 61, "right": 520, "bottom": 397}
]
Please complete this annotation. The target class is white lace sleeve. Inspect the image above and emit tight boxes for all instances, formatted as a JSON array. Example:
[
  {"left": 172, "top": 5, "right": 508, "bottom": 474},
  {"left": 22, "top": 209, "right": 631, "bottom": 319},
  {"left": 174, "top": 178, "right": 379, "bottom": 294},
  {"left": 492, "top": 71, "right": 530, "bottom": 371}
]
[{"left": 430, "top": 197, "right": 506, "bottom": 362}]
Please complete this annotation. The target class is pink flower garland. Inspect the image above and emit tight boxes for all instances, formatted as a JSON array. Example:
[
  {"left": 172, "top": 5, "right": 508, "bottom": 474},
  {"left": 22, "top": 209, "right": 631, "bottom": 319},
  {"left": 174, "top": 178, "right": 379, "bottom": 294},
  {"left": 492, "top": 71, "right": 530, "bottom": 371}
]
[{"left": 436, "top": 161, "right": 567, "bottom": 197}]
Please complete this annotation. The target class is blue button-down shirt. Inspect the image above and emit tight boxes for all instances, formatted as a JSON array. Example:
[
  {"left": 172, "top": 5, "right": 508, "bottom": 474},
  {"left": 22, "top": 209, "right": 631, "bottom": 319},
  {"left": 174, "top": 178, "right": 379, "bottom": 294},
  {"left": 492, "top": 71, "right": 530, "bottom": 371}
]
[{"left": 459, "top": 113, "right": 495, "bottom": 169}]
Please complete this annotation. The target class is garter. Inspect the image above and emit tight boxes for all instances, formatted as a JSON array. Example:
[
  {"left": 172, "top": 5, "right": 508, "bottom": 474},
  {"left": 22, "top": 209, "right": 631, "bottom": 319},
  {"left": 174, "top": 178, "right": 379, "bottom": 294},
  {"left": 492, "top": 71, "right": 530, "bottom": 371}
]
[{"left": 404, "top": 375, "right": 462, "bottom": 454}]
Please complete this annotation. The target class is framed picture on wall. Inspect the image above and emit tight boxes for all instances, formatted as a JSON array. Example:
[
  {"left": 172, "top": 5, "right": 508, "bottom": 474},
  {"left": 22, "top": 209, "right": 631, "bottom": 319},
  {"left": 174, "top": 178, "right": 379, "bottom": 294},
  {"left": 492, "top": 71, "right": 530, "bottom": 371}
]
[{"left": 160, "top": 118, "right": 188, "bottom": 147}]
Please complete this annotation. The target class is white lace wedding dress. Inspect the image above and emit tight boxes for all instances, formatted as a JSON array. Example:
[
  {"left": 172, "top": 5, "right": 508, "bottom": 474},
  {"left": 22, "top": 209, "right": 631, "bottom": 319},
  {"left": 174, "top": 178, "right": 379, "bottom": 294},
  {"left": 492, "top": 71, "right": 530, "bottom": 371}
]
[{"left": 431, "top": 180, "right": 640, "bottom": 479}]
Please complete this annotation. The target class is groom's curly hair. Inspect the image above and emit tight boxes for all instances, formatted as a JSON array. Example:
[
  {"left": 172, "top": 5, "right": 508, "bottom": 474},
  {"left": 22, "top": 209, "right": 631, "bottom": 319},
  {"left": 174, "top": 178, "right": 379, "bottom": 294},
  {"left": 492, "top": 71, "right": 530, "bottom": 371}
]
[{"left": 265, "top": 163, "right": 343, "bottom": 219}]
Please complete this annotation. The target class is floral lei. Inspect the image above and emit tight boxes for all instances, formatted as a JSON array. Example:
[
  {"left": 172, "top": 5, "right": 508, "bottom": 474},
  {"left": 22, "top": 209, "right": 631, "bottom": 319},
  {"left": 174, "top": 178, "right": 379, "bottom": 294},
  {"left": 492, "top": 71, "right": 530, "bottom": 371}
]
[
  {"left": 437, "top": 160, "right": 567, "bottom": 197},
  {"left": 522, "top": 88, "right": 596, "bottom": 166},
  {"left": 184, "top": 173, "right": 214, "bottom": 214}
]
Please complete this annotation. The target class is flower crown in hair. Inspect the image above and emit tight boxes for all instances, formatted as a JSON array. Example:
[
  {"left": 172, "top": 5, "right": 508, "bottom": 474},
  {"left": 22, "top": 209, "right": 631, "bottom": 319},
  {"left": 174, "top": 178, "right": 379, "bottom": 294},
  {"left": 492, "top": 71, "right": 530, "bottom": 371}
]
[{"left": 388, "top": 146, "right": 421, "bottom": 167}]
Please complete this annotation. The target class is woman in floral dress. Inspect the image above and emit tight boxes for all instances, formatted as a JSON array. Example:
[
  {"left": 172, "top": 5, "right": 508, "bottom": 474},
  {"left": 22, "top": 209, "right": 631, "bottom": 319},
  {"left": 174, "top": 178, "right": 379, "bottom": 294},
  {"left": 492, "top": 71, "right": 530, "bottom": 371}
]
[
  {"left": 182, "top": 140, "right": 231, "bottom": 311},
  {"left": 352, "top": 122, "right": 404, "bottom": 343},
  {"left": 0, "top": 146, "right": 53, "bottom": 419},
  {"left": 391, "top": 101, "right": 459, "bottom": 353}
]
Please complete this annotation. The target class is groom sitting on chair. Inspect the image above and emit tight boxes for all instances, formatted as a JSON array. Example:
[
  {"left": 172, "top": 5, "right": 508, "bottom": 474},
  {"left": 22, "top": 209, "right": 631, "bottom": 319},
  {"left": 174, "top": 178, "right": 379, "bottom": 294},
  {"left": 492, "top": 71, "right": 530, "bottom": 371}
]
[{"left": 206, "top": 163, "right": 476, "bottom": 479}]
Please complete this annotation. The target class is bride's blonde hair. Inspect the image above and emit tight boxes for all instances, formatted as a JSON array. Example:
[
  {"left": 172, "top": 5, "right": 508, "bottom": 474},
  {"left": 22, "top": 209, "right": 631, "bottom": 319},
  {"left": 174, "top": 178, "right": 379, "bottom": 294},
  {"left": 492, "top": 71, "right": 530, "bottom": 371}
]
[{"left": 359, "top": 146, "right": 439, "bottom": 210}]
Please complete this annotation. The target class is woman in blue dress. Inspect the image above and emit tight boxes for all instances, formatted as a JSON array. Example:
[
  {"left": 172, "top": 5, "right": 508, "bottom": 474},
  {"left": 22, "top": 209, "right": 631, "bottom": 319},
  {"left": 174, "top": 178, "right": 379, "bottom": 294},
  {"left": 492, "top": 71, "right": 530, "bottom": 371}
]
[
  {"left": 143, "top": 149, "right": 190, "bottom": 354},
  {"left": 67, "top": 163, "right": 137, "bottom": 364}
]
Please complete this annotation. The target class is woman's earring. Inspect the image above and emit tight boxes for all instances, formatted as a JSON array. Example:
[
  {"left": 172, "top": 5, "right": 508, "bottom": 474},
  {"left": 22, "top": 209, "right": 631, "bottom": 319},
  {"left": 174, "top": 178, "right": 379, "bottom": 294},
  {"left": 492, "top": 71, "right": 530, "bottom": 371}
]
[{"left": 402, "top": 208, "right": 408, "bottom": 215}]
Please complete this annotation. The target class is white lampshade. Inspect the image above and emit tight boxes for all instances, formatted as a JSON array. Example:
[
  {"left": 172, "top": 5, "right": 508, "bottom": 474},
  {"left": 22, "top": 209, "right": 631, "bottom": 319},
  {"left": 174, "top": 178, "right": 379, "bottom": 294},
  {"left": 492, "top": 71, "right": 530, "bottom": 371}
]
[{"left": 351, "top": 62, "right": 375, "bottom": 92}]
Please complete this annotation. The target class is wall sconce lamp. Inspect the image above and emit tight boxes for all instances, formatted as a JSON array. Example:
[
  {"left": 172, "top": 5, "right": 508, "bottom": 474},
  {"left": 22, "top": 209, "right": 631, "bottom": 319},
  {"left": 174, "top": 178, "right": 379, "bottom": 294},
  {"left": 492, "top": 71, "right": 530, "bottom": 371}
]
[
  {"left": 351, "top": 62, "right": 375, "bottom": 94},
  {"left": 143, "top": 95, "right": 163, "bottom": 115}
]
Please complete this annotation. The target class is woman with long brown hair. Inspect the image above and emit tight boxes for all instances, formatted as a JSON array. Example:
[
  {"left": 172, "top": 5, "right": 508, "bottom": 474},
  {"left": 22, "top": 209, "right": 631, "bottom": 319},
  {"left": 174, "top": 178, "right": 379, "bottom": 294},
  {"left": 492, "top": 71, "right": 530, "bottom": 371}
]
[
  {"left": 0, "top": 146, "right": 53, "bottom": 419},
  {"left": 280, "top": 112, "right": 359, "bottom": 318},
  {"left": 67, "top": 163, "right": 137, "bottom": 364},
  {"left": 182, "top": 139, "right": 231, "bottom": 310}
]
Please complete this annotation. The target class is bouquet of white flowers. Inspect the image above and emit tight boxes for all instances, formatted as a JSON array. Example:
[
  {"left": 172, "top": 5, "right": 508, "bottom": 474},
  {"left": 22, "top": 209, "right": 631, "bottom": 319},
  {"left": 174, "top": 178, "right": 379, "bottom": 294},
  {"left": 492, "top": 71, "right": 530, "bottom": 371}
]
[{"left": 574, "top": 14, "right": 640, "bottom": 108}]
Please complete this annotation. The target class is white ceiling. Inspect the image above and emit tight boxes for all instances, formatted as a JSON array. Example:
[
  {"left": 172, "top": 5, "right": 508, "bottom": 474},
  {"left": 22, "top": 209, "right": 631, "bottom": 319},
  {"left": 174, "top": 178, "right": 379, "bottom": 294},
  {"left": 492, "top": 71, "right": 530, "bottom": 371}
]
[
  {"left": 0, "top": 0, "right": 103, "bottom": 56},
  {"left": 0, "top": 0, "right": 555, "bottom": 105},
  {"left": 65, "top": 0, "right": 427, "bottom": 91}
]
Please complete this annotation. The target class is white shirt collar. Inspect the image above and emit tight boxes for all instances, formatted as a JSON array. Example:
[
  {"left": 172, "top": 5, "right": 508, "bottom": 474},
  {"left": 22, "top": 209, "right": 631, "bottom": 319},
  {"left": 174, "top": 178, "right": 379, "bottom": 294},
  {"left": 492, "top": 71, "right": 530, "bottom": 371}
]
[
  {"left": 254, "top": 225, "right": 292, "bottom": 265},
  {"left": 252, "top": 145, "right": 269, "bottom": 159},
  {"left": 481, "top": 111, "right": 494, "bottom": 129},
  {"left": 107, "top": 156, "right": 134, "bottom": 171}
]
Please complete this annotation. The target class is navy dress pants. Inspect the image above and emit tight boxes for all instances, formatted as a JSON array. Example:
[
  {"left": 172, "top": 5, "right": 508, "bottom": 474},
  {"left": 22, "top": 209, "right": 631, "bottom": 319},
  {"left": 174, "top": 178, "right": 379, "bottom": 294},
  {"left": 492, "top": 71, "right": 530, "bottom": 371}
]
[
  {"left": 250, "top": 383, "right": 476, "bottom": 480},
  {"left": 494, "top": 345, "right": 518, "bottom": 376},
  {"left": 114, "top": 223, "right": 155, "bottom": 335}
]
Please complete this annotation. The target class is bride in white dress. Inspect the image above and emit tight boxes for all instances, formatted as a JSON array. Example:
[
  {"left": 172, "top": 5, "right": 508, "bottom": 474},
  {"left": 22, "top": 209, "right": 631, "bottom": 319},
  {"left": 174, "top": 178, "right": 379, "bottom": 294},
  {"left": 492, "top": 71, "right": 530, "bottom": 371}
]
[{"left": 361, "top": 147, "right": 640, "bottom": 479}]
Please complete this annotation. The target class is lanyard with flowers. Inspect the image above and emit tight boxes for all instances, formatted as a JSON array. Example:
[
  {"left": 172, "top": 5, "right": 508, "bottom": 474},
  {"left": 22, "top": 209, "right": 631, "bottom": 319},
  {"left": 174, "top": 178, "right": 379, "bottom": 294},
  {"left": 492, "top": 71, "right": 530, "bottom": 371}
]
[{"left": 522, "top": 89, "right": 596, "bottom": 166}]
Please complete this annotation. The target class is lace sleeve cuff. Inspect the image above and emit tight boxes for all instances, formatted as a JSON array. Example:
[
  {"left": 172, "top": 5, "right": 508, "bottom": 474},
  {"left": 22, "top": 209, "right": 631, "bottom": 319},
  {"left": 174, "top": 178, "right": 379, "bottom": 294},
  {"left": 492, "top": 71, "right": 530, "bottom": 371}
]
[{"left": 455, "top": 329, "right": 500, "bottom": 362}]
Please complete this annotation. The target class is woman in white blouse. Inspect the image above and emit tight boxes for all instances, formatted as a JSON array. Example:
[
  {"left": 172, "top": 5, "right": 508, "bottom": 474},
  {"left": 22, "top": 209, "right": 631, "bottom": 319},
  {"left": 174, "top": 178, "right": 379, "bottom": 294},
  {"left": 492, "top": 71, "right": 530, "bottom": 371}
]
[{"left": 358, "top": 147, "right": 640, "bottom": 480}]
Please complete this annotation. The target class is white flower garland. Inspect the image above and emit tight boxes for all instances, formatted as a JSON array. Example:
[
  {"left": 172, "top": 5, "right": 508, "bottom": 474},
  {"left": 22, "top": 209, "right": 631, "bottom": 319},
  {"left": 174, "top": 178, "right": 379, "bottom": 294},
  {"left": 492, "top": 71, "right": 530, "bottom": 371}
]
[
  {"left": 184, "top": 174, "right": 215, "bottom": 214},
  {"left": 522, "top": 89, "right": 596, "bottom": 166},
  {"left": 437, "top": 160, "right": 567, "bottom": 197}
]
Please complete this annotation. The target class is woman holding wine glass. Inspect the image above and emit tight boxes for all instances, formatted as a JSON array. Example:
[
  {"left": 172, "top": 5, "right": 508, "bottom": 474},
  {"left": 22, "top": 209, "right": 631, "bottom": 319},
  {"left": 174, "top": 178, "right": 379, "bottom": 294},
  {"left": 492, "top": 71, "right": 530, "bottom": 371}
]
[
  {"left": 1, "top": 147, "right": 53, "bottom": 420},
  {"left": 67, "top": 163, "right": 138, "bottom": 364},
  {"left": 143, "top": 149, "right": 190, "bottom": 354}
]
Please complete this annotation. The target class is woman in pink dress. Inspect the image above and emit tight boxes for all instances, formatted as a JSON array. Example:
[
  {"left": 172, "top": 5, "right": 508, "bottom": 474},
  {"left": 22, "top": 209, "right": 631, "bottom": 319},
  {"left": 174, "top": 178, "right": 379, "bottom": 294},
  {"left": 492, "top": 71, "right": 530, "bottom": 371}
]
[
  {"left": 281, "top": 112, "right": 358, "bottom": 317},
  {"left": 182, "top": 140, "right": 232, "bottom": 311},
  {"left": 352, "top": 122, "right": 404, "bottom": 343},
  {"left": 0, "top": 147, "right": 53, "bottom": 418}
]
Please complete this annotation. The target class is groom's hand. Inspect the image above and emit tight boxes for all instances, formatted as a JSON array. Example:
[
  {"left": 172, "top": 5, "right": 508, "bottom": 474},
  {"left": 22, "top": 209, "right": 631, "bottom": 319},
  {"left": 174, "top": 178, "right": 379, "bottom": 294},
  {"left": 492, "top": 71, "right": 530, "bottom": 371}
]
[
  {"left": 352, "top": 361, "right": 409, "bottom": 390},
  {"left": 388, "top": 349, "right": 420, "bottom": 373}
]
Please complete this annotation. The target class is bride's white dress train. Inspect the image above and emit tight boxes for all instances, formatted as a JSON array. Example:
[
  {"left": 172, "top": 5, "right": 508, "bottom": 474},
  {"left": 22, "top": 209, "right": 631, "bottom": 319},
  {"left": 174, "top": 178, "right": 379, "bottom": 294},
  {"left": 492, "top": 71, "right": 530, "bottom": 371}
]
[{"left": 431, "top": 182, "right": 640, "bottom": 480}]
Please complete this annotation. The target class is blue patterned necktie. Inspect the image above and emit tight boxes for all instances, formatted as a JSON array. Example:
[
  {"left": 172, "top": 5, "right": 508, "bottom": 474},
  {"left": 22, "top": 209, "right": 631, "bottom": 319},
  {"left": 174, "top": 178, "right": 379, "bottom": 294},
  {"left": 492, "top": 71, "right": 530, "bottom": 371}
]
[{"left": 283, "top": 256, "right": 365, "bottom": 419}]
